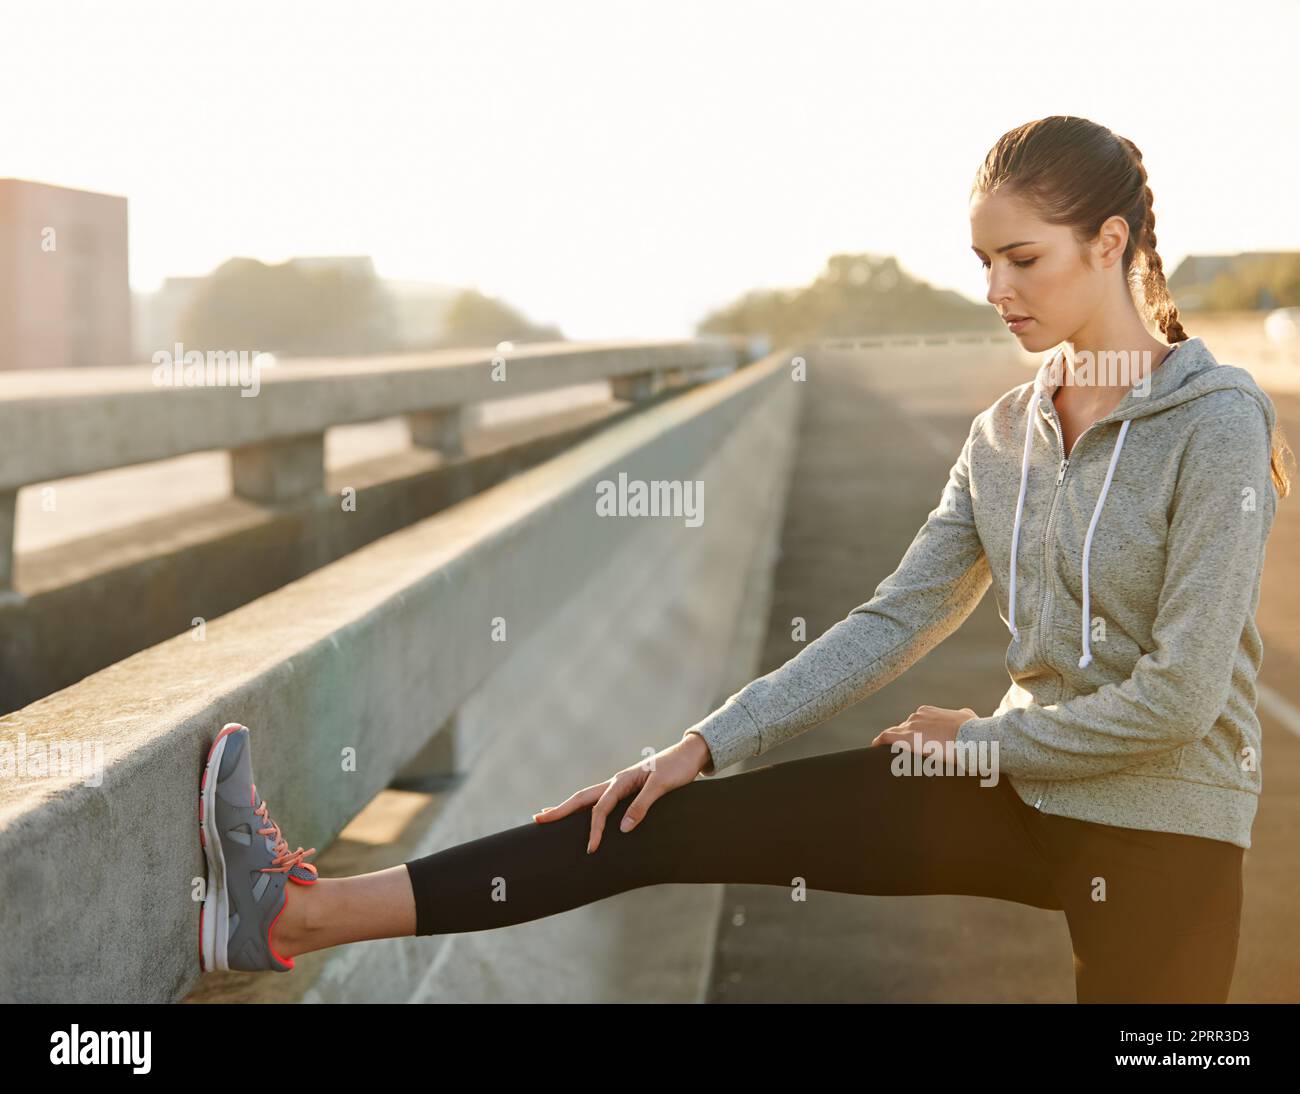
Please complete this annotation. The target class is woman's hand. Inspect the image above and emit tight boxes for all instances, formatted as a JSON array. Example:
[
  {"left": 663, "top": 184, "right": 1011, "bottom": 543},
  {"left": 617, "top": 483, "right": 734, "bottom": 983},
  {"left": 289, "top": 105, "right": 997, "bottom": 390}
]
[
  {"left": 531, "top": 734, "right": 711, "bottom": 854},
  {"left": 870, "top": 705, "right": 978, "bottom": 752}
]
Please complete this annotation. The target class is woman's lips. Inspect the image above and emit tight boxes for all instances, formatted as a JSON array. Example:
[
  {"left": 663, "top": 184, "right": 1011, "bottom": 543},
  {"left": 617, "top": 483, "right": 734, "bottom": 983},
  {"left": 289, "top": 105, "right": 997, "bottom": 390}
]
[{"left": 1006, "top": 316, "right": 1034, "bottom": 333}]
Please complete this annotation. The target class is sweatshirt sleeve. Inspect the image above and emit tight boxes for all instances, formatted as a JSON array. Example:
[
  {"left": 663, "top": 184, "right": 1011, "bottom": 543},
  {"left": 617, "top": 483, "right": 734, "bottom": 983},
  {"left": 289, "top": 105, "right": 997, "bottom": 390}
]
[
  {"left": 955, "top": 390, "right": 1276, "bottom": 780},
  {"left": 684, "top": 410, "right": 992, "bottom": 776}
]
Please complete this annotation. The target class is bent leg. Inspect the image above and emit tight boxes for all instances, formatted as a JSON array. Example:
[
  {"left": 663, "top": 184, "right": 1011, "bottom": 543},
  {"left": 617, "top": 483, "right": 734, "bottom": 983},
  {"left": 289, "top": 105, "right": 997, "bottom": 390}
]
[
  {"left": 1044, "top": 816, "right": 1245, "bottom": 1003},
  {"left": 404, "top": 742, "right": 1060, "bottom": 937}
]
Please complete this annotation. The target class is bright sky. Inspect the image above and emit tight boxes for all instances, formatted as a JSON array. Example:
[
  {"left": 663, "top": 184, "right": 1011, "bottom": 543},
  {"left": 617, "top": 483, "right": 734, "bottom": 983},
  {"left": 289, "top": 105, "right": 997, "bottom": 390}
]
[{"left": 3, "top": 0, "right": 1297, "bottom": 340}]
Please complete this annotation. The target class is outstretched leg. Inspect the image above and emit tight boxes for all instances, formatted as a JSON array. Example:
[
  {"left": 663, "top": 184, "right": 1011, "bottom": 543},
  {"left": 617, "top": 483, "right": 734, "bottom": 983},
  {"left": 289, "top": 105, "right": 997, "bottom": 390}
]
[
  {"left": 272, "top": 742, "right": 1061, "bottom": 958},
  {"left": 408, "top": 742, "right": 1060, "bottom": 935}
]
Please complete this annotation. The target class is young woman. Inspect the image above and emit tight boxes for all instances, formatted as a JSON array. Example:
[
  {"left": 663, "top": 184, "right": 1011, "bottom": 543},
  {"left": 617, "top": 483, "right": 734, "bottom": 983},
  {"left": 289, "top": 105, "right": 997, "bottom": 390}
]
[{"left": 199, "top": 116, "right": 1294, "bottom": 1003}]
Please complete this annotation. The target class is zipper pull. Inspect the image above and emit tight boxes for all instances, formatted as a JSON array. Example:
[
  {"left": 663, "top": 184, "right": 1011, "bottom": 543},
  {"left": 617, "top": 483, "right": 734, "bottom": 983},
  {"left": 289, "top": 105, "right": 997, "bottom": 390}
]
[{"left": 1057, "top": 457, "right": 1069, "bottom": 486}]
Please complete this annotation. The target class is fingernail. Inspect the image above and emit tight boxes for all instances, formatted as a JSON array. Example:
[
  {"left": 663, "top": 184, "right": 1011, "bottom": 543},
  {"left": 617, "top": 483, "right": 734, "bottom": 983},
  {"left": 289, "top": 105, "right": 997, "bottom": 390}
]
[{"left": 620, "top": 817, "right": 633, "bottom": 832}]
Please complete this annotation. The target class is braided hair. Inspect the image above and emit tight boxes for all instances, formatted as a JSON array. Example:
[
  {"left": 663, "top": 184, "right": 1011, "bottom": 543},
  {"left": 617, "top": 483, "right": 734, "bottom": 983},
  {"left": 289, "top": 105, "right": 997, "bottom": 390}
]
[
  {"left": 973, "top": 116, "right": 1292, "bottom": 498},
  {"left": 1115, "top": 134, "right": 1188, "bottom": 344}
]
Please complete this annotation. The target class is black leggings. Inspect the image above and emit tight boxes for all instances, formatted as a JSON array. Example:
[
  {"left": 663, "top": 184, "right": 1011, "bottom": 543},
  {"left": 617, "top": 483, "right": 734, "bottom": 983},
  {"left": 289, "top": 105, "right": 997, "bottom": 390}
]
[{"left": 402, "top": 742, "right": 1244, "bottom": 1003}]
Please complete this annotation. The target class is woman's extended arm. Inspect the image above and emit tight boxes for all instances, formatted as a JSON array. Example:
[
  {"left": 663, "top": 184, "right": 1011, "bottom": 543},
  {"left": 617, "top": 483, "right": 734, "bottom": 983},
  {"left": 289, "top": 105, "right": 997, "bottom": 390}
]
[{"left": 684, "top": 410, "right": 992, "bottom": 776}]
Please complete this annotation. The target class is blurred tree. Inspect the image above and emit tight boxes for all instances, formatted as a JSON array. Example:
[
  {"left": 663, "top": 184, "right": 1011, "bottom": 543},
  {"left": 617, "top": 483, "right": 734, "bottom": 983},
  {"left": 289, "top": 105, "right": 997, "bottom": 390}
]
[
  {"left": 180, "top": 257, "right": 398, "bottom": 356},
  {"left": 435, "top": 288, "right": 563, "bottom": 348},
  {"left": 696, "top": 252, "right": 997, "bottom": 344}
]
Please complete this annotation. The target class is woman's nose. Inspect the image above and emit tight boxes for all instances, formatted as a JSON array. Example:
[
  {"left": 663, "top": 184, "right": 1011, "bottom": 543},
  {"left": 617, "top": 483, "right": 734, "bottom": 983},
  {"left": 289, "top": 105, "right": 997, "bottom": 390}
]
[{"left": 986, "top": 274, "right": 1013, "bottom": 309}]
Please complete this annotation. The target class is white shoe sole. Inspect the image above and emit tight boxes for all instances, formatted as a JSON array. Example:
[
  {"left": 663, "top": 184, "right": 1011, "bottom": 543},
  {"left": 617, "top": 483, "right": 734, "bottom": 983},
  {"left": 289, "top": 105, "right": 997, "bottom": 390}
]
[{"left": 199, "top": 722, "right": 245, "bottom": 972}]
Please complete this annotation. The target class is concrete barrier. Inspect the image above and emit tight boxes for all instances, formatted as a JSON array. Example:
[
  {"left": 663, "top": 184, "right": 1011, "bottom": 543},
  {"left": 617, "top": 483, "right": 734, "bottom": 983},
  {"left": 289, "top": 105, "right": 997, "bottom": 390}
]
[
  {"left": 0, "top": 338, "right": 747, "bottom": 594},
  {"left": 2, "top": 397, "right": 643, "bottom": 714},
  {"left": 0, "top": 345, "right": 801, "bottom": 1002},
  {"left": 0, "top": 340, "right": 749, "bottom": 713}
]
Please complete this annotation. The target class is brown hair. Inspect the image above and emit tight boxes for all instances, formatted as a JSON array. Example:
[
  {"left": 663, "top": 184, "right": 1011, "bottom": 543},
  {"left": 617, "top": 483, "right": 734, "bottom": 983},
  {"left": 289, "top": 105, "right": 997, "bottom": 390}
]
[{"left": 972, "top": 115, "right": 1293, "bottom": 500}]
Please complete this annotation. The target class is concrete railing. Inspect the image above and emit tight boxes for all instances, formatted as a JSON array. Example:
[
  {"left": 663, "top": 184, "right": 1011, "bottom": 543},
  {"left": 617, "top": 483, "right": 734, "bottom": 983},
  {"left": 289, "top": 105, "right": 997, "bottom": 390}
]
[
  {"left": 0, "top": 337, "right": 753, "bottom": 593},
  {"left": 0, "top": 338, "right": 763, "bottom": 715},
  {"left": 0, "top": 342, "right": 801, "bottom": 1002}
]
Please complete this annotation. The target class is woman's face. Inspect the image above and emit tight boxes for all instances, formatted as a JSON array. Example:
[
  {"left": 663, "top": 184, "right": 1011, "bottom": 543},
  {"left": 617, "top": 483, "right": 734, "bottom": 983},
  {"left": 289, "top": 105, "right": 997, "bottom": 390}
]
[{"left": 969, "top": 188, "right": 1107, "bottom": 353}]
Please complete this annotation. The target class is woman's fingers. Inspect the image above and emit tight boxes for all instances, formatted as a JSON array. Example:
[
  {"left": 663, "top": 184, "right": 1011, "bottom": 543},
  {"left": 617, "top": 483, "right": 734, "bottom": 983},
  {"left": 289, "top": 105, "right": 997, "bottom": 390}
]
[
  {"left": 533, "top": 752, "right": 673, "bottom": 852},
  {"left": 870, "top": 723, "right": 904, "bottom": 746},
  {"left": 871, "top": 727, "right": 921, "bottom": 749},
  {"left": 616, "top": 783, "right": 661, "bottom": 834},
  {"left": 532, "top": 782, "right": 605, "bottom": 823},
  {"left": 587, "top": 779, "right": 629, "bottom": 854}
]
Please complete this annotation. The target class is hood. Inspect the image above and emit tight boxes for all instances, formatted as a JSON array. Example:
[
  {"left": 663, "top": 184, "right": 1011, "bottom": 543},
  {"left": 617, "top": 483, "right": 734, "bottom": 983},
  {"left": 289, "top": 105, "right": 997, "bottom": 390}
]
[{"left": 1007, "top": 336, "right": 1276, "bottom": 669}]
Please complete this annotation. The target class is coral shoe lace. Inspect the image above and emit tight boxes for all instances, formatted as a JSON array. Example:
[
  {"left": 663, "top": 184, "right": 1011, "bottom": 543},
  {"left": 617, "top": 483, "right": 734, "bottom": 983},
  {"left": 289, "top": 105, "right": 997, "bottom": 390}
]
[{"left": 252, "top": 782, "right": 319, "bottom": 876}]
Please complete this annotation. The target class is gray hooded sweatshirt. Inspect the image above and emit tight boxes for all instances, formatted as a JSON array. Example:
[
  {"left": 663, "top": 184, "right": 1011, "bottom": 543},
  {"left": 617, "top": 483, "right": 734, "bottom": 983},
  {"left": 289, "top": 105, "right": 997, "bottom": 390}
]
[{"left": 685, "top": 336, "right": 1278, "bottom": 850}]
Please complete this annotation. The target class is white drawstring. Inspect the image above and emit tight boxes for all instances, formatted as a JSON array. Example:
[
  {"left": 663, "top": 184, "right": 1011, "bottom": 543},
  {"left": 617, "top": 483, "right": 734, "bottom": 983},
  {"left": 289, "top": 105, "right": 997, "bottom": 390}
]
[
  {"left": 1006, "top": 390, "right": 1040, "bottom": 644},
  {"left": 1005, "top": 377, "right": 1134, "bottom": 669},
  {"left": 1078, "top": 418, "right": 1131, "bottom": 668}
]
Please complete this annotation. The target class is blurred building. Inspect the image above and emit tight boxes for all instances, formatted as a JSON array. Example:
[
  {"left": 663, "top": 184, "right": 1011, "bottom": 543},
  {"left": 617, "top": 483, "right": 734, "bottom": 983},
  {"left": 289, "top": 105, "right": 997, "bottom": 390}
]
[
  {"left": 0, "top": 178, "right": 131, "bottom": 370},
  {"left": 1168, "top": 251, "right": 1299, "bottom": 310},
  {"left": 131, "top": 275, "right": 205, "bottom": 362}
]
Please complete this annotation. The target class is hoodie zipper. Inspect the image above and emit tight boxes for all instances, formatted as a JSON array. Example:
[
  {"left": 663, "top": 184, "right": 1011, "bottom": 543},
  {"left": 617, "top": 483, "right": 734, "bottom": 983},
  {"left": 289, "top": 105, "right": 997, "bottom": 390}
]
[
  {"left": 1034, "top": 396, "right": 1115, "bottom": 809},
  {"left": 1034, "top": 412, "right": 1070, "bottom": 811},
  {"left": 1040, "top": 399, "right": 1122, "bottom": 633}
]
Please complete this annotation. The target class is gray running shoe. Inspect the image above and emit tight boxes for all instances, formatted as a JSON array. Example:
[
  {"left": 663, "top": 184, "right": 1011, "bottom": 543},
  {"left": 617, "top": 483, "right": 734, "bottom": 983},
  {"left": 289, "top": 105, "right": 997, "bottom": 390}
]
[{"left": 199, "top": 722, "right": 318, "bottom": 972}]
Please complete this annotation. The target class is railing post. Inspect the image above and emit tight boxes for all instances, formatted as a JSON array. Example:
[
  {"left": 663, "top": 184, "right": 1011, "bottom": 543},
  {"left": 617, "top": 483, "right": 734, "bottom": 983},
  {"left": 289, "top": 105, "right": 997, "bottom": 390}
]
[
  {"left": 610, "top": 370, "right": 669, "bottom": 402},
  {"left": 0, "top": 488, "right": 14, "bottom": 590},
  {"left": 229, "top": 432, "right": 325, "bottom": 504},
  {"left": 407, "top": 407, "right": 467, "bottom": 459},
  {"left": 390, "top": 712, "right": 460, "bottom": 789}
]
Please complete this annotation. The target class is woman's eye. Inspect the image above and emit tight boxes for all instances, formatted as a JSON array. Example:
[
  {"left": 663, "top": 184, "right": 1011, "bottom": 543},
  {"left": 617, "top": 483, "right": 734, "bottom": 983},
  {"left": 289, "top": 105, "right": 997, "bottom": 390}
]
[{"left": 978, "top": 257, "right": 1036, "bottom": 270}]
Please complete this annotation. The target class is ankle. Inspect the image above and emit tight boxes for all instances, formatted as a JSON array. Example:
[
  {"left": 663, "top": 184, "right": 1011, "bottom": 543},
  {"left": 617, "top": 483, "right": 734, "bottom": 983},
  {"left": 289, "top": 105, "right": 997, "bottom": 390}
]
[{"left": 272, "top": 880, "right": 322, "bottom": 960}]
